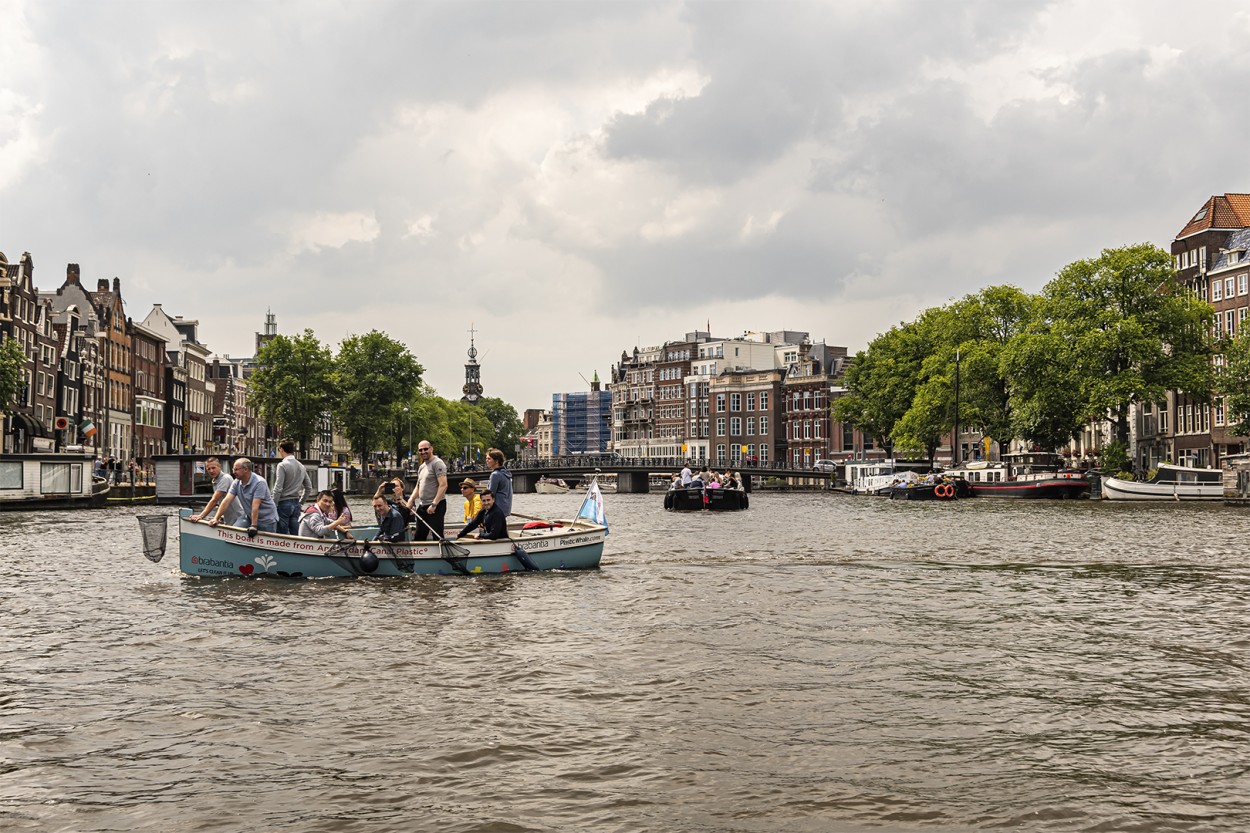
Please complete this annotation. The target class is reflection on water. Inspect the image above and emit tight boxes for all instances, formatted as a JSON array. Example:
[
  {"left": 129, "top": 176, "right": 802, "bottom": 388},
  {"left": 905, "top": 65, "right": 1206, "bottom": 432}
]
[{"left": 2, "top": 495, "right": 1250, "bottom": 832}]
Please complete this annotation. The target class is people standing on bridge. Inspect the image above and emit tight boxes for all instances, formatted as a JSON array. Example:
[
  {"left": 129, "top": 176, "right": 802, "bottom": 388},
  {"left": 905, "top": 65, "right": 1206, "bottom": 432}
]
[
  {"left": 485, "top": 448, "right": 513, "bottom": 517},
  {"left": 406, "top": 440, "right": 448, "bottom": 540}
]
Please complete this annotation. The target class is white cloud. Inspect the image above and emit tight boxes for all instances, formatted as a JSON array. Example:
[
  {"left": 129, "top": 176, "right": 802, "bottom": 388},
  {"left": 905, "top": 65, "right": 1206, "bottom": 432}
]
[
  {"left": 285, "top": 212, "right": 380, "bottom": 255},
  {"left": 4, "top": 0, "right": 1250, "bottom": 410}
]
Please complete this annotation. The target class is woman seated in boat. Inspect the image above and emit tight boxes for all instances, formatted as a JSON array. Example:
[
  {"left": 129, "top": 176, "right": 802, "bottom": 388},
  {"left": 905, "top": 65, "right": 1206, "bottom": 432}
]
[
  {"left": 456, "top": 489, "right": 508, "bottom": 540},
  {"left": 299, "top": 490, "right": 354, "bottom": 539}
]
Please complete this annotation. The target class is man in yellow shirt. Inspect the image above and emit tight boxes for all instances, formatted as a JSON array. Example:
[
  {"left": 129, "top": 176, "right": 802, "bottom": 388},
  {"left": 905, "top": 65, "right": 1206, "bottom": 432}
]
[{"left": 460, "top": 478, "right": 483, "bottom": 522}]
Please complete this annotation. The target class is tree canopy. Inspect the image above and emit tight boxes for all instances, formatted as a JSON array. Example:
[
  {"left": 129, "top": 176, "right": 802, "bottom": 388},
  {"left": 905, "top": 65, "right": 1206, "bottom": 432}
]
[
  {"left": 247, "top": 329, "right": 336, "bottom": 455},
  {"left": 332, "top": 331, "right": 425, "bottom": 458},
  {"left": 834, "top": 244, "right": 1216, "bottom": 457},
  {"left": 1038, "top": 243, "right": 1214, "bottom": 446},
  {"left": 0, "top": 337, "right": 24, "bottom": 413}
]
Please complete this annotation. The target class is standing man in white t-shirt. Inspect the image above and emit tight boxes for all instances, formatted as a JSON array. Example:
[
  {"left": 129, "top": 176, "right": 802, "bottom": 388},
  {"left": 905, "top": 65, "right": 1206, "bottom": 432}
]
[{"left": 406, "top": 440, "right": 448, "bottom": 540}]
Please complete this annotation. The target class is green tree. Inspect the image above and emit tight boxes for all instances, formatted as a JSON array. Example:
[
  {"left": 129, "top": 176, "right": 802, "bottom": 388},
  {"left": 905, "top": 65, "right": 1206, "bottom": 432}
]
[
  {"left": 474, "top": 397, "right": 524, "bottom": 457},
  {"left": 247, "top": 329, "right": 336, "bottom": 455},
  {"left": 833, "top": 321, "right": 930, "bottom": 455},
  {"left": 942, "top": 286, "right": 1039, "bottom": 450},
  {"left": 1040, "top": 243, "right": 1214, "bottom": 447},
  {"left": 1221, "top": 329, "right": 1250, "bottom": 437},
  {"left": 0, "top": 337, "right": 24, "bottom": 413},
  {"left": 333, "top": 331, "right": 425, "bottom": 460}
]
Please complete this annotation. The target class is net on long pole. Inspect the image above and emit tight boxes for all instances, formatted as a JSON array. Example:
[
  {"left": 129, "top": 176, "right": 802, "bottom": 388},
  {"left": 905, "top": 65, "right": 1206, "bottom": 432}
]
[{"left": 137, "top": 515, "right": 169, "bottom": 563}]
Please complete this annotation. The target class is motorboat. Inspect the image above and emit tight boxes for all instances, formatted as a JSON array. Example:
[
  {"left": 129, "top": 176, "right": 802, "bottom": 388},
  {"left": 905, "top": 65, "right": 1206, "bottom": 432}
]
[
  {"left": 534, "top": 477, "right": 570, "bottom": 494},
  {"left": 1101, "top": 463, "right": 1224, "bottom": 501}
]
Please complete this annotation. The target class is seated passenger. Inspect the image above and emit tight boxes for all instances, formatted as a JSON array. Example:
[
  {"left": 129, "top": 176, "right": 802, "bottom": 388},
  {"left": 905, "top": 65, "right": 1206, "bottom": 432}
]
[
  {"left": 456, "top": 489, "right": 508, "bottom": 540},
  {"left": 331, "top": 488, "right": 353, "bottom": 524},
  {"left": 371, "top": 495, "right": 408, "bottom": 543},
  {"left": 299, "top": 490, "right": 354, "bottom": 539}
]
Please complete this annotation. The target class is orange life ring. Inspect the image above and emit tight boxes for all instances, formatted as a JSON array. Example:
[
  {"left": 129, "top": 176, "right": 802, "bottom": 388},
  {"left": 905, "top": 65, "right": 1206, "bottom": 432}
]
[{"left": 937, "top": 483, "right": 952, "bottom": 498}]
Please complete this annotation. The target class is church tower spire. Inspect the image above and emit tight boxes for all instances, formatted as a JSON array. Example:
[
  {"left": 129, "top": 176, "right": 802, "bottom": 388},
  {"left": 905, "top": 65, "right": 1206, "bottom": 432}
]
[{"left": 461, "top": 324, "right": 483, "bottom": 405}]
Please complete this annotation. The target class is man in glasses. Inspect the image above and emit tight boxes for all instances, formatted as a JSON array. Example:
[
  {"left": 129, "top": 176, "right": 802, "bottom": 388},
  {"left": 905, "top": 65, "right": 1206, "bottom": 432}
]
[
  {"left": 459, "top": 478, "right": 483, "bottom": 522},
  {"left": 406, "top": 440, "right": 448, "bottom": 540},
  {"left": 190, "top": 457, "right": 245, "bottom": 527}
]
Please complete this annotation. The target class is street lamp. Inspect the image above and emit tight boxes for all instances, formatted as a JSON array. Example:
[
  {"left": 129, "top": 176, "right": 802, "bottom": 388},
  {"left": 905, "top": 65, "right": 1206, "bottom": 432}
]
[{"left": 404, "top": 406, "right": 412, "bottom": 467}]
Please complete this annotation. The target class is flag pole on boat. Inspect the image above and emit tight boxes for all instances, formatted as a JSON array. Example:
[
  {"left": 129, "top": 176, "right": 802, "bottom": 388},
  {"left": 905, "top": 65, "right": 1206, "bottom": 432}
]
[{"left": 574, "top": 469, "right": 610, "bottom": 533}]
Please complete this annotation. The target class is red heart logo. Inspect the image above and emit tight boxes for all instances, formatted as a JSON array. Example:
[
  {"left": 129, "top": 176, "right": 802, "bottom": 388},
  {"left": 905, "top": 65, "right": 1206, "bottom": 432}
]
[{"left": 239, "top": 564, "right": 254, "bottom": 575}]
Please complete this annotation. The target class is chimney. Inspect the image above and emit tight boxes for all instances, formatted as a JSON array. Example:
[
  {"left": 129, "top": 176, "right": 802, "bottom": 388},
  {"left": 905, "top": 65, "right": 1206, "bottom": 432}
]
[
  {"left": 97, "top": 279, "right": 109, "bottom": 292},
  {"left": 112, "top": 276, "right": 121, "bottom": 294},
  {"left": 67, "top": 264, "right": 80, "bottom": 285}
]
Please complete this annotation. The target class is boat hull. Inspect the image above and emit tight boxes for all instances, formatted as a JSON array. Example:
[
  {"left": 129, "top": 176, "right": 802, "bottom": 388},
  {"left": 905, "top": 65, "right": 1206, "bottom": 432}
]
[
  {"left": 533, "top": 480, "right": 569, "bottom": 494},
  {"left": 1100, "top": 477, "right": 1223, "bottom": 501},
  {"left": 889, "top": 484, "right": 958, "bottom": 501},
  {"left": 969, "top": 479, "right": 1090, "bottom": 499},
  {"left": 664, "top": 488, "right": 749, "bottom": 511},
  {"left": 175, "top": 511, "right": 605, "bottom": 578}
]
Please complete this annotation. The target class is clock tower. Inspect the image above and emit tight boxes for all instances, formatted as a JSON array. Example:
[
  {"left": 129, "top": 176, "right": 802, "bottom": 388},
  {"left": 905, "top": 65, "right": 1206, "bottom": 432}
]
[{"left": 461, "top": 325, "right": 483, "bottom": 405}]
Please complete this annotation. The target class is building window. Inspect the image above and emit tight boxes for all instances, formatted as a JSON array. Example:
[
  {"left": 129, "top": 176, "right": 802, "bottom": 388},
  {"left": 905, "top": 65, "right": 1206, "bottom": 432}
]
[
  {"left": 1228, "top": 310, "right": 1236, "bottom": 336},
  {"left": 730, "top": 393, "right": 741, "bottom": 412},
  {"left": 1240, "top": 274, "right": 1248, "bottom": 296},
  {"left": 716, "top": 444, "right": 726, "bottom": 464},
  {"left": 759, "top": 391, "right": 768, "bottom": 410},
  {"left": 1227, "top": 278, "right": 1236, "bottom": 299},
  {"left": 716, "top": 417, "right": 726, "bottom": 436},
  {"left": 730, "top": 417, "right": 741, "bottom": 435},
  {"left": 746, "top": 392, "right": 756, "bottom": 411},
  {"left": 1213, "top": 279, "right": 1223, "bottom": 302},
  {"left": 758, "top": 444, "right": 769, "bottom": 464},
  {"left": 746, "top": 417, "right": 755, "bottom": 436},
  {"left": 759, "top": 416, "right": 768, "bottom": 435},
  {"left": 1216, "top": 397, "right": 1226, "bottom": 426},
  {"left": 716, "top": 394, "right": 726, "bottom": 413}
]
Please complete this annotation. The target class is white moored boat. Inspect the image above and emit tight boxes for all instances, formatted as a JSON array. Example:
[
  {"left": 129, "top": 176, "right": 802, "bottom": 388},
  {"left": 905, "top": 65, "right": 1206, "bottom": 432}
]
[
  {"left": 1100, "top": 463, "right": 1224, "bottom": 501},
  {"left": 534, "top": 477, "right": 570, "bottom": 494}
]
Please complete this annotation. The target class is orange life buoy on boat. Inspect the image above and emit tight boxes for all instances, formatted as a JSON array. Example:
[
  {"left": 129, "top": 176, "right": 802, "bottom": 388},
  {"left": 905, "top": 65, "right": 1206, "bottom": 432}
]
[{"left": 937, "top": 483, "right": 952, "bottom": 498}]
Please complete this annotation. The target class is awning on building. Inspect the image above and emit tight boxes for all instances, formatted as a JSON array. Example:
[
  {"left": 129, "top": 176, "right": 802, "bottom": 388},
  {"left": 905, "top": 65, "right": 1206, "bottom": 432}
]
[{"left": 7, "top": 411, "right": 49, "bottom": 438}]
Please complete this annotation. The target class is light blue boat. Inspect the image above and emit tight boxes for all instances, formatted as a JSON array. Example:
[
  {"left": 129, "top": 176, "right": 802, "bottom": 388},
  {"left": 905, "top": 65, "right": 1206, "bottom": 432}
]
[{"left": 138, "top": 509, "right": 606, "bottom": 578}]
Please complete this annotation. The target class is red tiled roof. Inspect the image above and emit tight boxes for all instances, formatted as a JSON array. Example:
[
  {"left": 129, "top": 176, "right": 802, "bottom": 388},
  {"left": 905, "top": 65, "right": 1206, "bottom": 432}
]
[{"left": 1176, "top": 193, "right": 1250, "bottom": 238}]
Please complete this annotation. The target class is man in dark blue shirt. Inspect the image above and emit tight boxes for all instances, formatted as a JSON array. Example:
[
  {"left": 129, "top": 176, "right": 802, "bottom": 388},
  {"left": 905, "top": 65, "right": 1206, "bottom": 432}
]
[
  {"left": 371, "top": 495, "right": 408, "bottom": 543},
  {"left": 456, "top": 489, "right": 508, "bottom": 540}
]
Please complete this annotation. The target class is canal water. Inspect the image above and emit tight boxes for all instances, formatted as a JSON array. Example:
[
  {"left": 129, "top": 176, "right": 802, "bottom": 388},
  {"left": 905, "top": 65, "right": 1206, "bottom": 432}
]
[{"left": 2, "top": 492, "right": 1249, "bottom": 832}]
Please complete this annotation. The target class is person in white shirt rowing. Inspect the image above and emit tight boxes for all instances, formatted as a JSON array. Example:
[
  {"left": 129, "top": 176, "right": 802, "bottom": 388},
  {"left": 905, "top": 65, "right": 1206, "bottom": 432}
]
[{"left": 298, "top": 490, "right": 354, "bottom": 539}]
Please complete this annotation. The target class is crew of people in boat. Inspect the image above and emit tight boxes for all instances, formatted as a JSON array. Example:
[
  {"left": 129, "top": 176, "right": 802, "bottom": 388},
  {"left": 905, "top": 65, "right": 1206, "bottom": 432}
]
[
  {"left": 189, "top": 439, "right": 516, "bottom": 544},
  {"left": 669, "top": 463, "right": 745, "bottom": 491}
]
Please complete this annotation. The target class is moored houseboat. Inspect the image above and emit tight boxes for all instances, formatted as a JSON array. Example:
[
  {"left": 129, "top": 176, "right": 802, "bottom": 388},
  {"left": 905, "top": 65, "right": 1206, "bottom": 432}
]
[
  {"left": 944, "top": 453, "right": 1089, "bottom": 499},
  {"left": 0, "top": 453, "right": 108, "bottom": 510}
]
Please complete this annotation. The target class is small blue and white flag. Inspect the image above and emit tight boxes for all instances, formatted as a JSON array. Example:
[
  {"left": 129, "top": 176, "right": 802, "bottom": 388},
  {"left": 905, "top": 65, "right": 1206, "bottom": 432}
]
[{"left": 576, "top": 481, "right": 609, "bottom": 534}]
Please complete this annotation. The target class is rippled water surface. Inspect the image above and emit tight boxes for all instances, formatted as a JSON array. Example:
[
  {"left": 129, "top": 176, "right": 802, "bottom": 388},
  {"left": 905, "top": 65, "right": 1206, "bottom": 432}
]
[{"left": 3, "top": 493, "right": 1250, "bottom": 832}]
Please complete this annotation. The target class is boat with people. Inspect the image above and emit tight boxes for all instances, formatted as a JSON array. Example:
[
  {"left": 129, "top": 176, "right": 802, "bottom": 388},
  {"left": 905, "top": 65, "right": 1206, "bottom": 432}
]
[
  {"left": 138, "top": 508, "right": 607, "bottom": 578},
  {"left": 664, "top": 483, "right": 749, "bottom": 511},
  {"left": 534, "top": 476, "right": 570, "bottom": 494},
  {"left": 0, "top": 453, "right": 110, "bottom": 510},
  {"left": 943, "top": 452, "right": 1090, "bottom": 499},
  {"left": 1100, "top": 463, "right": 1224, "bottom": 501}
]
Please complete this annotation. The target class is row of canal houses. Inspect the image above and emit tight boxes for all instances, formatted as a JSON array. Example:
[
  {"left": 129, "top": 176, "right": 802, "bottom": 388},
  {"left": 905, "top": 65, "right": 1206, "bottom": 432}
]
[
  {"left": 0, "top": 252, "right": 301, "bottom": 465},
  {"left": 606, "top": 193, "right": 1250, "bottom": 472}
]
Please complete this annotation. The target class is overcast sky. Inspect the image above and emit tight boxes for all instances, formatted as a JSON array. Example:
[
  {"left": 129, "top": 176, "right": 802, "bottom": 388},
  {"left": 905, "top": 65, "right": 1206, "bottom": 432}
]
[{"left": 4, "top": 0, "right": 1249, "bottom": 411}]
